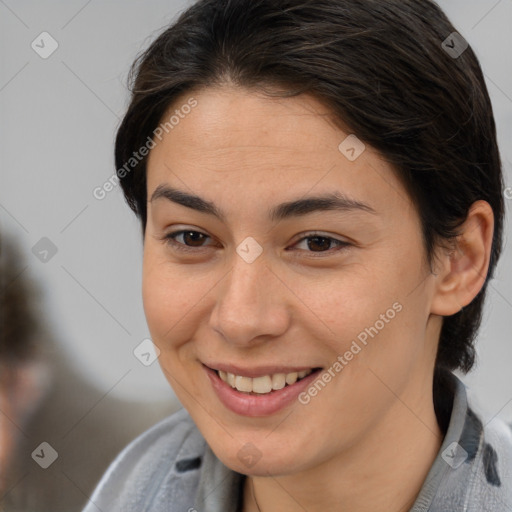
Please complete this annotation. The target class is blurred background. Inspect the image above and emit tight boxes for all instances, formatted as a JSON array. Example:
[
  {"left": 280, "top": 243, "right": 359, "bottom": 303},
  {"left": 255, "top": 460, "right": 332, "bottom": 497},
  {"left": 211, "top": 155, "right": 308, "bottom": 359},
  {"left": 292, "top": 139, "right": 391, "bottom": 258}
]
[{"left": 0, "top": 0, "right": 511, "bottom": 510}]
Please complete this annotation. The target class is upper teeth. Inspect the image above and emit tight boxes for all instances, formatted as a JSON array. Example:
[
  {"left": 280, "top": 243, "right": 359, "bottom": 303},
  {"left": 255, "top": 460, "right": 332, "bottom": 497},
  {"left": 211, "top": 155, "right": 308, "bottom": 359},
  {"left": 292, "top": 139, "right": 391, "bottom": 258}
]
[{"left": 218, "top": 369, "right": 313, "bottom": 394}]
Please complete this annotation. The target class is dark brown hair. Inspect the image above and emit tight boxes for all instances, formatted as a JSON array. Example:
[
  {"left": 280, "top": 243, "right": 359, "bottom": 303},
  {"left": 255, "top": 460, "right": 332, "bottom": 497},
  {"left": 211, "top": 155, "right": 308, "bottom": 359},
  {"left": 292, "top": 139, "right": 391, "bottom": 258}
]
[
  {"left": 114, "top": 0, "right": 504, "bottom": 378},
  {"left": 0, "top": 233, "right": 40, "bottom": 385}
]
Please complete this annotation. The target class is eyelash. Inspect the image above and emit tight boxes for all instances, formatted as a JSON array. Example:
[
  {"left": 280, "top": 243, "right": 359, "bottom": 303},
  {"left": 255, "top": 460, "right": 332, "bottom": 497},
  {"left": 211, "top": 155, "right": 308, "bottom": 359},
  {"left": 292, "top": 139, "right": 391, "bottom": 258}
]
[{"left": 162, "top": 229, "right": 351, "bottom": 257}]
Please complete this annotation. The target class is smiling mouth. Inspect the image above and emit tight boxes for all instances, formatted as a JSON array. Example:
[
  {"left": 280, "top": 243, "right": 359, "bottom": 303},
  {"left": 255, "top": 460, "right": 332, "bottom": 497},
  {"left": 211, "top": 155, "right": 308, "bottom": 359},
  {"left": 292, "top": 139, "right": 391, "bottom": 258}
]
[{"left": 214, "top": 368, "right": 322, "bottom": 395}]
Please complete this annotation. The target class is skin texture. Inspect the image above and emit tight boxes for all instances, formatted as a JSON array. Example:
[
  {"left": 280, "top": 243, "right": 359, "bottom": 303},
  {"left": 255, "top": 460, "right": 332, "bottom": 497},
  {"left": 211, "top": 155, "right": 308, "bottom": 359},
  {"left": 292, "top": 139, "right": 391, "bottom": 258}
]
[{"left": 143, "top": 85, "right": 494, "bottom": 512}]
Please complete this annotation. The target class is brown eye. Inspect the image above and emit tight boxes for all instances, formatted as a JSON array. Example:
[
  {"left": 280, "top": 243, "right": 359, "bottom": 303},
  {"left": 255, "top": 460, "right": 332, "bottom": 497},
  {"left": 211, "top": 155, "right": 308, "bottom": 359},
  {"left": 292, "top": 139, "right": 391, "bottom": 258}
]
[
  {"left": 180, "top": 231, "right": 208, "bottom": 247},
  {"left": 306, "top": 236, "right": 334, "bottom": 252},
  {"left": 163, "top": 229, "right": 350, "bottom": 257},
  {"left": 292, "top": 233, "right": 351, "bottom": 257},
  {"left": 164, "top": 230, "right": 213, "bottom": 252}
]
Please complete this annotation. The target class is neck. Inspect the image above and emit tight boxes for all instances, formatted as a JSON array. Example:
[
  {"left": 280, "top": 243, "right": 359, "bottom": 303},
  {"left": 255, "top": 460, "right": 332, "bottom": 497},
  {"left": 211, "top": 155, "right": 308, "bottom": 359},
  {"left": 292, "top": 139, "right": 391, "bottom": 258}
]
[{"left": 243, "top": 376, "right": 444, "bottom": 512}]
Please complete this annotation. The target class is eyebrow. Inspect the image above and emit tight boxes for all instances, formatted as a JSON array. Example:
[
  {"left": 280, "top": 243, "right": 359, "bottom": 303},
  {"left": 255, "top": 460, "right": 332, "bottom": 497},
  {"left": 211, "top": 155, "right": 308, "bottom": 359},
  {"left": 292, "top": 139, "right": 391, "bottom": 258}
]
[{"left": 150, "top": 184, "right": 377, "bottom": 222}]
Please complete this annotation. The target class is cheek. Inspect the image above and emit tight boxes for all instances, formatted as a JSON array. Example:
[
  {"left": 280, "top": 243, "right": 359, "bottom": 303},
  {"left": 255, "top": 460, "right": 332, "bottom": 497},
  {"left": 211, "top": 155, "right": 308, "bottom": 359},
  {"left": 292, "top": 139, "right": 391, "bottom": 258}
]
[
  {"left": 321, "top": 252, "right": 428, "bottom": 372},
  {"left": 142, "top": 248, "right": 185, "bottom": 346},
  {"left": 141, "top": 245, "right": 212, "bottom": 354},
  {"left": 142, "top": 259, "right": 192, "bottom": 394},
  {"left": 142, "top": 261, "right": 168, "bottom": 339}
]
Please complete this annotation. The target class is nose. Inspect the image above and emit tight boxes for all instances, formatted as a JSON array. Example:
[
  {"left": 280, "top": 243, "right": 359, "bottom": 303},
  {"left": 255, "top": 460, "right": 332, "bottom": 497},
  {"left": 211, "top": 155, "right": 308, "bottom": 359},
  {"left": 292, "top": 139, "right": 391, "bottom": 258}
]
[{"left": 208, "top": 248, "right": 290, "bottom": 347}]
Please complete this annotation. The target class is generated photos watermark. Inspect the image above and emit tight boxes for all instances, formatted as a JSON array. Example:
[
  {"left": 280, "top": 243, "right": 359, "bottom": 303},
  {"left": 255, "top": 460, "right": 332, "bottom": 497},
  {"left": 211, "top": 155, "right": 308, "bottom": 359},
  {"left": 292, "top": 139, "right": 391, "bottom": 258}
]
[
  {"left": 92, "top": 97, "right": 198, "bottom": 200},
  {"left": 298, "top": 301, "right": 403, "bottom": 405}
]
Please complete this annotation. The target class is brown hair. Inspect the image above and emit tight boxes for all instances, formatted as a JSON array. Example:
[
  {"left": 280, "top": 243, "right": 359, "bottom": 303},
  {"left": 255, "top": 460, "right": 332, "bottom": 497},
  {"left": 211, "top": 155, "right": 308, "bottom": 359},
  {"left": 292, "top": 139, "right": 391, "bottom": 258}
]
[
  {"left": 0, "top": 233, "right": 41, "bottom": 390},
  {"left": 113, "top": 0, "right": 504, "bottom": 379}
]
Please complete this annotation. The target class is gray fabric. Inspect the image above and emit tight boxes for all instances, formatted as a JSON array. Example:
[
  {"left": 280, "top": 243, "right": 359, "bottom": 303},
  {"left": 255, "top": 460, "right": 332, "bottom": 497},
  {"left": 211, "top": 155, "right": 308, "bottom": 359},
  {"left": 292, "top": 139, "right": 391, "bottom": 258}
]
[
  {"left": 409, "top": 376, "right": 512, "bottom": 511},
  {"left": 82, "top": 374, "right": 512, "bottom": 512}
]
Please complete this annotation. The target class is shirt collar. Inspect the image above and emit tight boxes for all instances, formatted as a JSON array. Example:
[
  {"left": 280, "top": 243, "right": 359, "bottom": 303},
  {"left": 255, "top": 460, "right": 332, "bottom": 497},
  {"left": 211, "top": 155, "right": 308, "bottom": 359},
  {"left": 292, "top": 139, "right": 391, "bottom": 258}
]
[{"left": 188, "top": 372, "right": 476, "bottom": 512}]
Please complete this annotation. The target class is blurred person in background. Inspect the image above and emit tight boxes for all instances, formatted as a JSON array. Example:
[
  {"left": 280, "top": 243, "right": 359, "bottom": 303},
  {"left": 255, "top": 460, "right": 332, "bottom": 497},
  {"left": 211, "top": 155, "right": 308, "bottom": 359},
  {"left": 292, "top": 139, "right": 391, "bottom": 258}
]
[
  {"left": 0, "top": 231, "right": 175, "bottom": 511},
  {"left": 0, "top": 232, "right": 50, "bottom": 502}
]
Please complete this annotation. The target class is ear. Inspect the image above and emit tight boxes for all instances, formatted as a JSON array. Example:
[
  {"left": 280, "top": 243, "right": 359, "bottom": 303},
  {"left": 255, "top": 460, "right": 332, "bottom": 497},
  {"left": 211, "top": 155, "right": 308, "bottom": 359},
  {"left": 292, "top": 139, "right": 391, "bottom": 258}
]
[{"left": 430, "top": 200, "right": 494, "bottom": 316}]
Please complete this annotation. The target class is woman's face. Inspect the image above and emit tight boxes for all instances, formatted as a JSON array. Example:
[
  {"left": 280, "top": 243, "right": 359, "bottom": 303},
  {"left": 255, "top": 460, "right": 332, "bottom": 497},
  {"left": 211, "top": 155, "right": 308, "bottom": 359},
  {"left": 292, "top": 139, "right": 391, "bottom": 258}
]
[{"left": 143, "top": 85, "right": 442, "bottom": 476}]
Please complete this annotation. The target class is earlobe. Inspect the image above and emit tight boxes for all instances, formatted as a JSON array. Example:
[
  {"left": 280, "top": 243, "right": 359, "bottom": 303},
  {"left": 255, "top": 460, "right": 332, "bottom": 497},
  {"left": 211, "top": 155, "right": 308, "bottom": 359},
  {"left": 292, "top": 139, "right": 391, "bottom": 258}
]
[{"left": 430, "top": 200, "right": 494, "bottom": 316}]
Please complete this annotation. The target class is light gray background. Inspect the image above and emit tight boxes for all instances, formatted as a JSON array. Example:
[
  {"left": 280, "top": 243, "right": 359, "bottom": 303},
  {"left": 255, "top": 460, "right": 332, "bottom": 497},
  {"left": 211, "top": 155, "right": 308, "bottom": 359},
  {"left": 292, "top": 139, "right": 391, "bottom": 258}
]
[{"left": 1, "top": 0, "right": 511, "bottom": 421}]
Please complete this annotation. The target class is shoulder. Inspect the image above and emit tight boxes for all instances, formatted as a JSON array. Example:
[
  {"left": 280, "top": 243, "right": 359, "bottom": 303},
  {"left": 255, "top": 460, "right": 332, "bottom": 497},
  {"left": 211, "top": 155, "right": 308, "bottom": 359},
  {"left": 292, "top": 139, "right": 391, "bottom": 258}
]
[
  {"left": 418, "top": 375, "right": 512, "bottom": 511},
  {"left": 479, "top": 415, "right": 512, "bottom": 489},
  {"left": 83, "top": 407, "right": 207, "bottom": 512},
  {"left": 465, "top": 388, "right": 512, "bottom": 492},
  {"left": 451, "top": 390, "right": 512, "bottom": 510}
]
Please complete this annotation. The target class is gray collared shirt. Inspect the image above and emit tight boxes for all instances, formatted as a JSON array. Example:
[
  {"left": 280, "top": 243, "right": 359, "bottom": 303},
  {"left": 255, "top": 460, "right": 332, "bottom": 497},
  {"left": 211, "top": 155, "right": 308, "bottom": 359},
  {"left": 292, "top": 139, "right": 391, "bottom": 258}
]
[{"left": 83, "top": 373, "right": 512, "bottom": 512}]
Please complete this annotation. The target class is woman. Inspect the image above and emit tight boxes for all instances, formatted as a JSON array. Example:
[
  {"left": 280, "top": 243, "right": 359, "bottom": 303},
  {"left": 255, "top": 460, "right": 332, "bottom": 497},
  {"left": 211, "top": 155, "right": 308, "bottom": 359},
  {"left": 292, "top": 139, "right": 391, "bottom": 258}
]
[{"left": 83, "top": 0, "right": 512, "bottom": 510}]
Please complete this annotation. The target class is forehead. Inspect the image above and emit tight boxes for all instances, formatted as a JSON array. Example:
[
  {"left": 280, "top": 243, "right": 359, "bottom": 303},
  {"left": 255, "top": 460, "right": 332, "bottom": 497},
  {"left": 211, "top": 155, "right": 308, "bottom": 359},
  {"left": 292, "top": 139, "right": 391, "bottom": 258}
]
[
  {"left": 145, "top": 85, "right": 412, "bottom": 218},
  {"left": 152, "top": 85, "right": 346, "bottom": 155}
]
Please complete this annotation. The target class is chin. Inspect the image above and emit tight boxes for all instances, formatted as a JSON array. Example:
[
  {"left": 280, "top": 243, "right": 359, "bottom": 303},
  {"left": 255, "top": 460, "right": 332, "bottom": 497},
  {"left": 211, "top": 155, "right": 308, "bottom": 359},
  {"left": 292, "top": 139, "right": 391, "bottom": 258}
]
[
  {"left": 208, "top": 437, "right": 307, "bottom": 477},
  {"left": 225, "top": 455, "right": 295, "bottom": 477}
]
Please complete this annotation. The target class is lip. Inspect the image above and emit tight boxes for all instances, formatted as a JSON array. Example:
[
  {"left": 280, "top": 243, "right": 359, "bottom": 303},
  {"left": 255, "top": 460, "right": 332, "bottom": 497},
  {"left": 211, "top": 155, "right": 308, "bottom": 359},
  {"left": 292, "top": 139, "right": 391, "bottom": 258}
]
[
  {"left": 204, "top": 364, "right": 322, "bottom": 417},
  {"left": 206, "top": 362, "right": 317, "bottom": 379}
]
